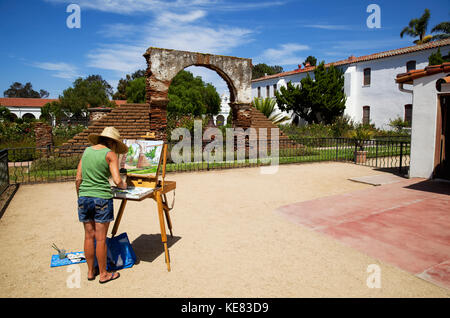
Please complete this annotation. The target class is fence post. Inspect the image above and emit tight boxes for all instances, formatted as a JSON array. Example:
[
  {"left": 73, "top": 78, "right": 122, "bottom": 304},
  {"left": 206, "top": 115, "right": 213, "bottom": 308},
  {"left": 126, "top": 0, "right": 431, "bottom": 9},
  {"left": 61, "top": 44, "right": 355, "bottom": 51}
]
[
  {"left": 336, "top": 138, "right": 338, "bottom": 161},
  {"left": 399, "top": 141, "right": 403, "bottom": 174},
  {"left": 0, "top": 149, "right": 9, "bottom": 196},
  {"left": 375, "top": 140, "right": 378, "bottom": 167}
]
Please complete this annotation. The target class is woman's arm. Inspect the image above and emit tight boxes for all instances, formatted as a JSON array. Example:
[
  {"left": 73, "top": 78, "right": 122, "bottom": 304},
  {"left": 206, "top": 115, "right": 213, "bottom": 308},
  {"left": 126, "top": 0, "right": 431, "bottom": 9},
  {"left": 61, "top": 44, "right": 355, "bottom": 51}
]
[
  {"left": 106, "top": 151, "right": 127, "bottom": 189},
  {"left": 75, "top": 159, "right": 82, "bottom": 196}
]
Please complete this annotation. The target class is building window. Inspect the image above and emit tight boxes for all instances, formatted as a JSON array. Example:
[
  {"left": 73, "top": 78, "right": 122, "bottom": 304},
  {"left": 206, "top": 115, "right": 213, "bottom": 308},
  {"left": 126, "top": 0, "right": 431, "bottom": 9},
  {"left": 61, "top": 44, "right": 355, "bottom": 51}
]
[
  {"left": 406, "top": 61, "right": 416, "bottom": 72},
  {"left": 404, "top": 104, "right": 412, "bottom": 125},
  {"left": 273, "top": 84, "right": 277, "bottom": 94},
  {"left": 266, "top": 85, "right": 270, "bottom": 97},
  {"left": 363, "top": 68, "right": 371, "bottom": 86},
  {"left": 257, "top": 87, "right": 261, "bottom": 98},
  {"left": 363, "top": 106, "right": 370, "bottom": 125}
]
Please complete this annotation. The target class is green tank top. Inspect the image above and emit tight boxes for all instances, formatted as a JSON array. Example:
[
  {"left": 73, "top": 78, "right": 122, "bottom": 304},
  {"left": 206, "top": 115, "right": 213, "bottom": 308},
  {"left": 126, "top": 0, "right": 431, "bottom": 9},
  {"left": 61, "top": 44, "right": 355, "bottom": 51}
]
[{"left": 79, "top": 147, "right": 112, "bottom": 199}]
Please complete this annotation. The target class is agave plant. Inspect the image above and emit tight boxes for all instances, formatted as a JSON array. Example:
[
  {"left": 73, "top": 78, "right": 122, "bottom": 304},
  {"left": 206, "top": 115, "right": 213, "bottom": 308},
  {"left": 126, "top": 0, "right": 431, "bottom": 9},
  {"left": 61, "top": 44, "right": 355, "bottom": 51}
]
[{"left": 252, "top": 97, "right": 290, "bottom": 125}]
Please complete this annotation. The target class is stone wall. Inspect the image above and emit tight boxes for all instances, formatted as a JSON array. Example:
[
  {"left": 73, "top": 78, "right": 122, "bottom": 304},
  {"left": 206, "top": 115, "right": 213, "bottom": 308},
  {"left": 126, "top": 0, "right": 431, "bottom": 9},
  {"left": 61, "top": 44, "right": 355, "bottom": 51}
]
[
  {"left": 34, "top": 122, "right": 53, "bottom": 148},
  {"left": 57, "top": 103, "right": 151, "bottom": 157}
]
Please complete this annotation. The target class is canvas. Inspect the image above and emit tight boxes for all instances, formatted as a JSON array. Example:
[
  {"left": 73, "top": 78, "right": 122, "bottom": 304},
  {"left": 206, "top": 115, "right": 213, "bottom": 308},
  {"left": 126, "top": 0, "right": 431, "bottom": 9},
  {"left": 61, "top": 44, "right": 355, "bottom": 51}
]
[{"left": 119, "top": 140, "right": 164, "bottom": 174}]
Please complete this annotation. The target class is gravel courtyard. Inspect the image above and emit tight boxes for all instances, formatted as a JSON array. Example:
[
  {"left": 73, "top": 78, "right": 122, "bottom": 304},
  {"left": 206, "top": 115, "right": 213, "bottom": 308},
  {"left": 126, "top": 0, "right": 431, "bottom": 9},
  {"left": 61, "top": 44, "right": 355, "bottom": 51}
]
[{"left": 0, "top": 162, "right": 448, "bottom": 297}]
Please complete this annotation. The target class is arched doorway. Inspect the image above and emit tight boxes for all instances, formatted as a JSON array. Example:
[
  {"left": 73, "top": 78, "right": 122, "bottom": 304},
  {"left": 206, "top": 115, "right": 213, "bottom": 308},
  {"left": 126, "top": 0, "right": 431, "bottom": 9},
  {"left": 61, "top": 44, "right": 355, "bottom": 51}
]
[
  {"left": 143, "top": 47, "right": 253, "bottom": 140},
  {"left": 22, "top": 113, "right": 36, "bottom": 121}
]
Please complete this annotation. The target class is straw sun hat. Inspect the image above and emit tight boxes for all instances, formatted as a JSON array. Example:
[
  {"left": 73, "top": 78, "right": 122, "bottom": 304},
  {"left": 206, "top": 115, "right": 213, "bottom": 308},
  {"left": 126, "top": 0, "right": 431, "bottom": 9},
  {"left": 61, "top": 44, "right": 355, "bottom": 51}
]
[{"left": 88, "top": 127, "right": 128, "bottom": 154}]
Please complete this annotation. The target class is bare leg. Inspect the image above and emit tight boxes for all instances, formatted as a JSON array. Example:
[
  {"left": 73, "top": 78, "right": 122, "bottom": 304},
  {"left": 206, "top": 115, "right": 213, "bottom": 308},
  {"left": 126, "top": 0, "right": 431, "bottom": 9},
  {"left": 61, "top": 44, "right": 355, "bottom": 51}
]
[
  {"left": 95, "top": 222, "right": 119, "bottom": 282},
  {"left": 83, "top": 221, "right": 96, "bottom": 279}
]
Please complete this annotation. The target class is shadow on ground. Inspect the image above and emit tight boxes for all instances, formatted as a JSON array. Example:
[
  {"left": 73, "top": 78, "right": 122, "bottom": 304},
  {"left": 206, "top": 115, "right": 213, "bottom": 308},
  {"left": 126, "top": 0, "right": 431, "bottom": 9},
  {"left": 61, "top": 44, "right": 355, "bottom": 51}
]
[
  {"left": 404, "top": 179, "right": 450, "bottom": 195},
  {"left": 131, "top": 234, "right": 181, "bottom": 264},
  {"left": 372, "top": 167, "right": 409, "bottom": 178},
  {"left": 0, "top": 184, "right": 20, "bottom": 219}
]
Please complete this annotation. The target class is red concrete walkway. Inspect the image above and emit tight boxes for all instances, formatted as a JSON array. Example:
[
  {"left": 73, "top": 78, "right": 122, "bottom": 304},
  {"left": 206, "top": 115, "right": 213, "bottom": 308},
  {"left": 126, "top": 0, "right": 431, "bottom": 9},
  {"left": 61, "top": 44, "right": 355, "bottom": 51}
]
[{"left": 275, "top": 178, "right": 450, "bottom": 290}]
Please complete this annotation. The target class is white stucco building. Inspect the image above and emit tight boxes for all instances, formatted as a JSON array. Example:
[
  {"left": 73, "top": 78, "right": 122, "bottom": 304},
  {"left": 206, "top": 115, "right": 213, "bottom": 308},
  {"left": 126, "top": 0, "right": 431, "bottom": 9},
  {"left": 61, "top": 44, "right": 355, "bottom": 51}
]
[
  {"left": 0, "top": 98, "right": 54, "bottom": 120},
  {"left": 213, "top": 93, "right": 231, "bottom": 126},
  {"left": 396, "top": 62, "right": 450, "bottom": 180},
  {"left": 251, "top": 39, "right": 450, "bottom": 129},
  {"left": 0, "top": 98, "right": 127, "bottom": 124}
]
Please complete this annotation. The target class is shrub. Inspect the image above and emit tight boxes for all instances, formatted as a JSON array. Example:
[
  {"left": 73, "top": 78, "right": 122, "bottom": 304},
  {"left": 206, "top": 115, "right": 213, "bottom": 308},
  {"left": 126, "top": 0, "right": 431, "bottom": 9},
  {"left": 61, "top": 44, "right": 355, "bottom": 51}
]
[
  {"left": 166, "top": 114, "right": 209, "bottom": 141},
  {"left": 388, "top": 117, "right": 411, "bottom": 131},
  {"left": 30, "top": 154, "right": 81, "bottom": 172},
  {"left": 0, "top": 121, "right": 35, "bottom": 149},
  {"left": 330, "top": 115, "right": 355, "bottom": 138},
  {"left": 53, "top": 124, "right": 86, "bottom": 146}
]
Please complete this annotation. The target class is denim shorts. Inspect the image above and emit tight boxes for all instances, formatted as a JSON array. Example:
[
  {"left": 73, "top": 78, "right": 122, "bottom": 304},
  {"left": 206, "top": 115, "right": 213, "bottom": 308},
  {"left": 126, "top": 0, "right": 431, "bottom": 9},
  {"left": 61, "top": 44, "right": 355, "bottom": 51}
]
[{"left": 78, "top": 197, "right": 114, "bottom": 223}]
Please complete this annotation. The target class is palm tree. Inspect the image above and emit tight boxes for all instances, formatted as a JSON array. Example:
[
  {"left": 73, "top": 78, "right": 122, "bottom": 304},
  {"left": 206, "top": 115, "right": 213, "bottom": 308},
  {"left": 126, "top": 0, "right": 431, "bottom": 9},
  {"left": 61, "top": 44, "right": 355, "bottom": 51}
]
[
  {"left": 252, "top": 97, "right": 290, "bottom": 125},
  {"left": 400, "top": 9, "right": 432, "bottom": 44},
  {"left": 431, "top": 22, "right": 450, "bottom": 40}
]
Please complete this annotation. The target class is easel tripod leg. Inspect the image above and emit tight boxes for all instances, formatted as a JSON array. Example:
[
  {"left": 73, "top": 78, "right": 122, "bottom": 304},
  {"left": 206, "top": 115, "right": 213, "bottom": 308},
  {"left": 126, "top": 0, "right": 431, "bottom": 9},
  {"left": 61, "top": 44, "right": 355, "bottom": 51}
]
[
  {"left": 156, "top": 192, "right": 171, "bottom": 272},
  {"left": 162, "top": 194, "right": 173, "bottom": 237},
  {"left": 111, "top": 199, "right": 127, "bottom": 237}
]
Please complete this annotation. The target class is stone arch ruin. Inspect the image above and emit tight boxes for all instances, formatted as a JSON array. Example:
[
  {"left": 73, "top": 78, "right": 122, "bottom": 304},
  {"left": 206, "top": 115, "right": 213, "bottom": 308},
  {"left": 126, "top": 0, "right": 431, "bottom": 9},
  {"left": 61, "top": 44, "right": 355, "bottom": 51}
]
[
  {"left": 144, "top": 47, "right": 254, "bottom": 140},
  {"left": 58, "top": 48, "right": 285, "bottom": 156}
]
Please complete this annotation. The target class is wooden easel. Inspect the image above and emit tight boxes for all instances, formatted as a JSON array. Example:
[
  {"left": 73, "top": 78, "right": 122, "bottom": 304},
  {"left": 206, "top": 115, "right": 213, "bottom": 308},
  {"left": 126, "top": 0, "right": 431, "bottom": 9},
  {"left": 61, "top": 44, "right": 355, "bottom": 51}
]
[{"left": 111, "top": 135, "right": 176, "bottom": 271}]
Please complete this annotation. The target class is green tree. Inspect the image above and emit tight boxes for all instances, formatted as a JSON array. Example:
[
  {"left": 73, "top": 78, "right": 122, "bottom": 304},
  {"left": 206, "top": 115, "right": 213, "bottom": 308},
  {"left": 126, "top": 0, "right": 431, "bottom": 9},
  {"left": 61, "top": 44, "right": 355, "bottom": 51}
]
[
  {"left": 113, "top": 69, "right": 146, "bottom": 100},
  {"left": 58, "top": 75, "right": 114, "bottom": 118},
  {"left": 168, "top": 70, "right": 221, "bottom": 116},
  {"left": 431, "top": 21, "right": 450, "bottom": 40},
  {"left": 275, "top": 62, "right": 346, "bottom": 125},
  {"left": 303, "top": 56, "right": 317, "bottom": 67},
  {"left": 202, "top": 83, "right": 221, "bottom": 115},
  {"left": 4, "top": 82, "right": 49, "bottom": 98},
  {"left": 252, "top": 63, "right": 283, "bottom": 79},
  {"left": 252, "top": 97, "right": 290, "bottom": 125},
  {"left": 41, "top": 101, "right": 67, "bottom": 123},
  {"left": 400, "top": 9, "right": 432, "bottom": 44},
  {"left": 0, "top": 106, "right": 13, "bottom": 122},
  {"left": 428, "top": 48, "right": 450, "bottom": 65},
  {"left": 126, "top": 77, "right": 146, "bottom": 103}
]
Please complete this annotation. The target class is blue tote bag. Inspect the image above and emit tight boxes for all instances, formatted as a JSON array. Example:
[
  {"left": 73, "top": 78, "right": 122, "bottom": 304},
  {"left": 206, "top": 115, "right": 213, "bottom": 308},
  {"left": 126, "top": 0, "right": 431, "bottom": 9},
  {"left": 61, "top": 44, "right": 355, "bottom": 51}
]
[{"left": 95, "top": 233, "right": 137, "bottom": 271}]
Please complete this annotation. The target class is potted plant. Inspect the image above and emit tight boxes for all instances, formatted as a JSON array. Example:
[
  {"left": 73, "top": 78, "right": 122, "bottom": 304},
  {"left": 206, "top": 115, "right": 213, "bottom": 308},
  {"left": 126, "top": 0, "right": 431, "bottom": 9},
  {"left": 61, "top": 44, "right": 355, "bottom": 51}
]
[{"left": 348, "top": 125, "right": 375, "bottom": 163}]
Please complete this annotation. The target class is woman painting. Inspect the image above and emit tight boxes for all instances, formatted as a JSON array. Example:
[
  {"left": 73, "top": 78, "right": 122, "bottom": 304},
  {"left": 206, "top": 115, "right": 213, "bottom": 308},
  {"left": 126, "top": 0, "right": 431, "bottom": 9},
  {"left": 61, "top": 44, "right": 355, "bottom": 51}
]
[{"left": 75, "top": 127, "right": 128, "bottom": 284}]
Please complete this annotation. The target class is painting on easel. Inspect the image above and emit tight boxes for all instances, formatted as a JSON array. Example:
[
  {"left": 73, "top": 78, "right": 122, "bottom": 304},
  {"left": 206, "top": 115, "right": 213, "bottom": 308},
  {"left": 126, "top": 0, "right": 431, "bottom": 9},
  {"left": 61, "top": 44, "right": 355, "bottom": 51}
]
[{"left": 119, "top": 140, "right": 164, "bottom": 174}]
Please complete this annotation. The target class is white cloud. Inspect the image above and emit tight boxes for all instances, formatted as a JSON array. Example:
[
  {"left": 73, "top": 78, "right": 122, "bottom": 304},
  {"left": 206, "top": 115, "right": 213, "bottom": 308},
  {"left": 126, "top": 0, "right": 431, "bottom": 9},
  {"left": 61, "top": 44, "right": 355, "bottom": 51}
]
[
  {"left": 97, "top": 23, "right": 139, "bottom": 38},
  {"left": 46, "top": 0, "right": 261, "bottom": 91},
  {"left": 156, "top": 10, "right": 207, "bottom": 24},
  {"left": 32, "top": 62, "right": 81, "bottom": 79},
  {"left": 45, "top": 0, "right": 285, "bottom": 14},
  {"left": 87, "top": 10, "right": 253, "bottom": 74},
  {"left": 86, "top": 44, "right": 147, "bottom": 73},
  {"left": 304, "top": 24, "right": 353, "bottom": 30},
  {"left": 258, "top": 43, "right": 310, "bottom": 66}
]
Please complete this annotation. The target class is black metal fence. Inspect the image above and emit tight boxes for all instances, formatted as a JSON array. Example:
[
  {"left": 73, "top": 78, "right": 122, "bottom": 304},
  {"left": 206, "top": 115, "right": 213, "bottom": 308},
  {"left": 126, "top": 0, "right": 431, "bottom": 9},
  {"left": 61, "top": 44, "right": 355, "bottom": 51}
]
[
  {"left": 7, "top": 146, "right": 81, "bottom": 184},
  {"left": 2, "top": 137, "right": 410, "bottom": 185},
  {"left": 0, "top": 149, "right": 9, "bottom": 196}
]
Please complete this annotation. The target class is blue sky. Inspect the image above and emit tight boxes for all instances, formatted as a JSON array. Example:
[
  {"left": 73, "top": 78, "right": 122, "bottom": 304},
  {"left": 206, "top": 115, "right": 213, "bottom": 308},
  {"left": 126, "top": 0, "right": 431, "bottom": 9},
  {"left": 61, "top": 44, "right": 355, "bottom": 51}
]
[{"left": 0, "top": 0, "right": 448, "bottom": 98}]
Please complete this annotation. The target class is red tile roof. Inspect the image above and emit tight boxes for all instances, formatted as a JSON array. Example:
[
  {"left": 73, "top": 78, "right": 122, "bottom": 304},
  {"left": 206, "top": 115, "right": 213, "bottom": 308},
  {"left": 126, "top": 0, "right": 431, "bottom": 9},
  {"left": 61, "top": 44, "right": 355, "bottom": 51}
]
[
  {"left": 252, "top": 39, "right": 450, "bottom": 83},
  {"left": 0, "top": 98, "right": 57, "bottom": 107},
  {"left": 396, "top": 62, "right": 450, "bottom": 84},
  {"left": 0, "top": 98, "right": 128, "bottom": 108}
]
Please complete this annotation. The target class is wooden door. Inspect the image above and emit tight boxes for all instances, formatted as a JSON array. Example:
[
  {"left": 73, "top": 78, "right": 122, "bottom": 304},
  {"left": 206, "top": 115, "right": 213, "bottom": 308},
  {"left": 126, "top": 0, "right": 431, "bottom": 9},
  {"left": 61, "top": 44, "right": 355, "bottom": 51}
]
[{"left": 434, "top": 94, "right": 450, "bottom": 180}]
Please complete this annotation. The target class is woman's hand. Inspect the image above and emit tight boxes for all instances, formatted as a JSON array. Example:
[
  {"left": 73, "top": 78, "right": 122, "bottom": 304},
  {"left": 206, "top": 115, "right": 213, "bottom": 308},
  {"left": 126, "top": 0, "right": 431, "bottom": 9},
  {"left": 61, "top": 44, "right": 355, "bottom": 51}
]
[
  {"left": 107, "top": 151, "right": 126, "bottom": 189},
  {"left": 117, "top": 179, "right": 127, "bottom": 190}
]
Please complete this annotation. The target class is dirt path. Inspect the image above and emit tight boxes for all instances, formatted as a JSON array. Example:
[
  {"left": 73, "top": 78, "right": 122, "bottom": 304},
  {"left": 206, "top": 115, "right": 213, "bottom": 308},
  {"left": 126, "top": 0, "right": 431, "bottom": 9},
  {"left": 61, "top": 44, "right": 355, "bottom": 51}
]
[{"left": 0, "top": 162, "right": 448, "bottom": 297}]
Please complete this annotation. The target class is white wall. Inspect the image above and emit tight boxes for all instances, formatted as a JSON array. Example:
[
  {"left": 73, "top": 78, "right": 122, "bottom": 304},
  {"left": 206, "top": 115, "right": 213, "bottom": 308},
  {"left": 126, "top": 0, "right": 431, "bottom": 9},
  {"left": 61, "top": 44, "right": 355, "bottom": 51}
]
[
  {"left": 351, "top": 49, "right": 439, "bottom": 130},
  {"left": 409, "top": 72, "right": 443, "bottom": 179},
  {"left": 251, "top": 45, "right": 450, "bottom": 128},
  {"left": 7, "top": 107, "right": 41, "bottom": 119}
]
